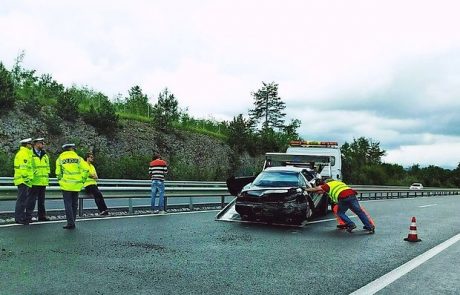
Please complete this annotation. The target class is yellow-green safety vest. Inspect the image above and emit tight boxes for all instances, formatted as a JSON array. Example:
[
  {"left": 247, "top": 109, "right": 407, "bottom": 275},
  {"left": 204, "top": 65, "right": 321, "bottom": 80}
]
[
  {"left": 55, "top": 151, "right": 88, "bottom": 192},
  {"left": 13, "top": 146, "right": 33, "bottom": 187},
  {"left": 31, "top": 151, "right": 50, "bottom": 186},
  {"left": 83, "top": 160, "right": 97, "bottom": 187},
  {"left": 327, "top": 180, "right": 351, "bottom": 203}
]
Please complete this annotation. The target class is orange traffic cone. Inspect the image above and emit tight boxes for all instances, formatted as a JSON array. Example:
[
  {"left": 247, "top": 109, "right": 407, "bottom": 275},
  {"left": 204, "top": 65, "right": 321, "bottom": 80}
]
[{"left": 404, "top": 216, "right": 421, "bottom": 242}]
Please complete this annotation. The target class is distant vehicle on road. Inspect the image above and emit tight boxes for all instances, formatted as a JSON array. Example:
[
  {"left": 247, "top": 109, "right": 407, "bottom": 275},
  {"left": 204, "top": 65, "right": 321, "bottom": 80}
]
[
  {"left": 409, "top": 183, "right": 424, "bottom": 190},
  {"left": 227, "top": 166, "right": 329, "bottom": 225}
]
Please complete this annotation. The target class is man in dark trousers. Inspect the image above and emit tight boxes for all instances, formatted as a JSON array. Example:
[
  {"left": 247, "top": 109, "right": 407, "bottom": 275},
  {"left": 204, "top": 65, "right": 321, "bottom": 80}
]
[
  {"left": 14, "top": 138, "right": 33, "bottom": 225},
  {"left": 26, "top": 137, "right": 51, "bottom": 222},
  {"left": 306, "top": 179, "right": 375, "bottom": 233},
  {"left": 83, "top": 152, "right": 109, "bottom": 216},
  {"left": 149, "top": 153, "right": 168, "bottom": 214},
  {"left": 55, "top": 143, "right": 88, "bottom": 229}
]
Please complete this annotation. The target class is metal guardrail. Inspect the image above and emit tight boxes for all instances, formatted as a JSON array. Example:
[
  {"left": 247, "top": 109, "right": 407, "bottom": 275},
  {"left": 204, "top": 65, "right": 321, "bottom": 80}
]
[
  {"left": 0, "top": 177, "right": 231, "bottom": 216},
  {"left": 0, "top": 177, "right": 224, "bottom": 187},
  {"left": 355, "top": 187, "right": 460, "bottom": 199},
  {"left": 1, "top": 177, "right": 459, "bottom": 216}
]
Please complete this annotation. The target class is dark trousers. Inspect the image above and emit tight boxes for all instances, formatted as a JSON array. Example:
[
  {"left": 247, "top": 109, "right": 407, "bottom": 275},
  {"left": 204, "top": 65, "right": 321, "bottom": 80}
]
[
  {"left": 63, "top": 191, "right": 79, "bottom": 226},
  {"left": 84, "top": 185, "right": 108, "bottom": 212},
  {"left": 15, "top": 184, "right": 30, "bottom": 222},
  {"left": 26, "top": 185, "right": 47, "bottom": 220}
]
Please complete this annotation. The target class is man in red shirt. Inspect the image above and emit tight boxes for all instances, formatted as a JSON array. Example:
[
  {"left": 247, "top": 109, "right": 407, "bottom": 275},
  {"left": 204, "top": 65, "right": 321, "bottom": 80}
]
[
  {"left": 306, "top": 179, "right": 375, "bottom": 233},
  {"left": 149, "top": 153, "right": 168, "bottom": 214}
]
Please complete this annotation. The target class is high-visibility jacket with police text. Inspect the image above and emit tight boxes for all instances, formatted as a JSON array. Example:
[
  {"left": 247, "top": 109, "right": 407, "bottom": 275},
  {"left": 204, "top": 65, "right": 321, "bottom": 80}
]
[
  {"left": 31, "top": 150, "right": 50, "bottom": 186},
  {"left": 55, "top": 151, "right": 88, "bottom": 192},
  {"left": 13, "top": 146, "right": 33, "bottom": 187}
]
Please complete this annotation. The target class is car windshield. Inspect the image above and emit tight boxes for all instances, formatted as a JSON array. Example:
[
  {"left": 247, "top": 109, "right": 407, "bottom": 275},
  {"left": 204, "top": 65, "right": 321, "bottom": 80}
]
[{"left": 252, "top": 171, "right": 300, "bottom": 187}]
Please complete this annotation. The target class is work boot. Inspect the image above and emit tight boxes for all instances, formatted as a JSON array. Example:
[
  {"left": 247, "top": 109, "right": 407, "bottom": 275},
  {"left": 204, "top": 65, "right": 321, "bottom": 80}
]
[
  {"left": 346, "top": 223, "right": 357, "bottom": 233},
  {"left": 364, "top": 225, "right": 375, "bottom": 234}
]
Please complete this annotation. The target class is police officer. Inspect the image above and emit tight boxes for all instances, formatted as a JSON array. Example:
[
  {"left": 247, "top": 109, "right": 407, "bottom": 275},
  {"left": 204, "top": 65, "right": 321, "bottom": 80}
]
[
  {"left": 14, "top": 138, "right": 34, "bottom": 225},
  {"left": 26, "top": 137, "right": 51, "bottom": 222},
  {"left": 55, "top": 143, "right": 88, "bottom": 229}
]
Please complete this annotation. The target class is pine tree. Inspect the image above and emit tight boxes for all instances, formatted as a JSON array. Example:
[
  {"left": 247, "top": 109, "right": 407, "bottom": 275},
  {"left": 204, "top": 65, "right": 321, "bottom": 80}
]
[
  {"left": 152, "top": 88, "right": 179, "bottom": 131},
  {"left": 249, "top": 81, "right": 286, "bottom": 131}
]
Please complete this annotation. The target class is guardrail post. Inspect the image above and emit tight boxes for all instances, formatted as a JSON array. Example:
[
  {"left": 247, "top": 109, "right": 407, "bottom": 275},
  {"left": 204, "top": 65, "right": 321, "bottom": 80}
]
[
  {"left": 128, "top": 198, "right": 133, "bottom": 214},
  {"left": 189, "top": 197, "right": 194, "bottom": 210},
  {"left": 78, "top": 198, "right": 83, "bottom": 217}
]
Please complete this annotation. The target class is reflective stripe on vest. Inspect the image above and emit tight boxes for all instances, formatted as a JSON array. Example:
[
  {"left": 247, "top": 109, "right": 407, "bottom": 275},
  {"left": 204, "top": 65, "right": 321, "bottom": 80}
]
[
  {"left": 327, "top": 180, "right": 350, "bottom": 203},
  {"left": 55, "top": 151, "right": 88, "bottom": 192}
]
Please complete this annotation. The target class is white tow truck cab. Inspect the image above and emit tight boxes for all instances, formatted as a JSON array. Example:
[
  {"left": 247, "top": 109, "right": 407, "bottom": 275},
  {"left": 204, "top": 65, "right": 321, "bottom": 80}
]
[{"left": 264, "top": 140, "right": 342, "bottom": 181}]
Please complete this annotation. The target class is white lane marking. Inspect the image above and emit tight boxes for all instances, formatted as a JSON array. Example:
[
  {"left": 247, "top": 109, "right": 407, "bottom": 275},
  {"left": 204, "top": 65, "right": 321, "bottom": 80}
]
[
  {"left": 350, "top": 233, "right": 460, "bottom": 295},
  {"left": 418, "top": 204, "right": 438, "bottom": 208},
  {"left": 0, "top": 210, "right": 220, "bottom": 228}
]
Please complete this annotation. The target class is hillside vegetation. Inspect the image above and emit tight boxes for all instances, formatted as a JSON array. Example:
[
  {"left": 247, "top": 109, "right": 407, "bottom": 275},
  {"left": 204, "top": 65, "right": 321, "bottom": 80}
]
[{"left": 1, "top": 54, "right": 460, "bottom": 186}]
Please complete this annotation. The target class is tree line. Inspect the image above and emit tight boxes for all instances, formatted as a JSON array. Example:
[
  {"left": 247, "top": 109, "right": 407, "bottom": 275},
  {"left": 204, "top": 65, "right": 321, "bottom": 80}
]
[
  {"left": 342, "top": 137, "right": 460, "bottom": 187},
  {"left": 1, "top": 53, "right": 459, "bottom": 186}
]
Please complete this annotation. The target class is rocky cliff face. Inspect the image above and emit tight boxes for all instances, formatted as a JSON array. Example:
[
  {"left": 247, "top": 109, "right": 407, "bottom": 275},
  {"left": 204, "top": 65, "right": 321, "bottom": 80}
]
[{"left": 0, "top": 106, "right": 261, "bottom": 179}]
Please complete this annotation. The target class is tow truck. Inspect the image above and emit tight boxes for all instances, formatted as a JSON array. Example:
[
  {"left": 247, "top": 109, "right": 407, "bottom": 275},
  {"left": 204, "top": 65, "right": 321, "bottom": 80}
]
[{"left": 216, "top": 141, "right": 341, "bottom": 226}]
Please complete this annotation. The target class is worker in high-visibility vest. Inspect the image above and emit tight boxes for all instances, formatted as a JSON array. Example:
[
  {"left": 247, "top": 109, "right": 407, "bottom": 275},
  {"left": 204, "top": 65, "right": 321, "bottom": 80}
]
[
  {"left": 26, "top": 137, "right": 51, "bottom": 222},
  {"left": 332, "top": 203, "right": 374, "bottom": 229},
  {"left": 307, "top": 179, "right": 375, "bottom": 234},
  {"left": 55, "top": 143, "right": 88, "bottom": 229},
  {"left": 14, "top": 138, "right": 34, "bottom": 225}
]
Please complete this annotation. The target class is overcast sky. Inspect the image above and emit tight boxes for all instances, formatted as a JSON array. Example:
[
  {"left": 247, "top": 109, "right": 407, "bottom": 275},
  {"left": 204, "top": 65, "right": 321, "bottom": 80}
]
[{"left": 1, "top": 0, "right": 460, "bottom": 168}]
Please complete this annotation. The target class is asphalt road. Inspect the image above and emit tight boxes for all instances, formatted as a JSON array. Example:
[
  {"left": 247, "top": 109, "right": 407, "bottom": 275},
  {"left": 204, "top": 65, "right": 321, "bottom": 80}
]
[{"left": 0, "top": 195, "right": 459, "bottom": 295}]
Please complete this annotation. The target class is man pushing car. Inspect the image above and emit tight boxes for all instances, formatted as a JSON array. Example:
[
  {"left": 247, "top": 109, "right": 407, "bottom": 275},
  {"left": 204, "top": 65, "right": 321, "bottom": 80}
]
[{"left": 306, "top": 179, "right": 375, "bottom": 234}]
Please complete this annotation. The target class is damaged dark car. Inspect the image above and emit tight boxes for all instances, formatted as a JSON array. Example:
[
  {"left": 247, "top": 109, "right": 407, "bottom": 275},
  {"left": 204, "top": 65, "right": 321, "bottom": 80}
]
[{"left": 226, "top": 166, "right": 329, "bottom": 225}]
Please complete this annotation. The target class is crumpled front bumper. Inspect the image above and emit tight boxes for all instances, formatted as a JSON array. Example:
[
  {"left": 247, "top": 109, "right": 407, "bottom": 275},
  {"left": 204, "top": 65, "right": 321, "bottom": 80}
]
[{"left": 235, "top": 198, "right": 307, "bottom": 221}]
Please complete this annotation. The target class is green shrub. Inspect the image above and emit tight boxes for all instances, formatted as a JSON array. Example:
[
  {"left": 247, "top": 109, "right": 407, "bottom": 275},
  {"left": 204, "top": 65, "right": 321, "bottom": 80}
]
[
  {"left": 0, "top": 151, "right": 14, "bottom": 176},
  {"left": 56, "top": 91, "right": 79, "bottom": 121},
  {"left": 0, "top": 63, "right": 15, "bottom": 113},
  {"left": 82, "top": 97, "right": 119, "bottom": 135},
  {"left": 22, "top": 96, "right": 41, "bottom": 116},
  {"left": 42, "top": 108, "right": 63, "bottom": 135}
]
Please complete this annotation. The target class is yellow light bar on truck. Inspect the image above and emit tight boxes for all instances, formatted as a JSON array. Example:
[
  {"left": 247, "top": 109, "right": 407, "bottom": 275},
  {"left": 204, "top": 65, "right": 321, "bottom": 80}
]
[{"left": 289, "top": 140, "right": 338, "bottom": 147}]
